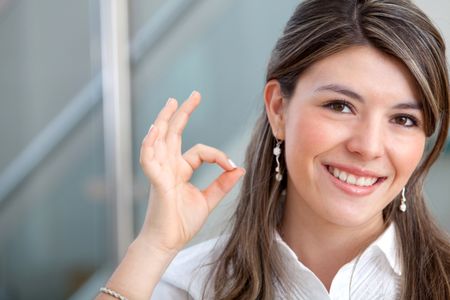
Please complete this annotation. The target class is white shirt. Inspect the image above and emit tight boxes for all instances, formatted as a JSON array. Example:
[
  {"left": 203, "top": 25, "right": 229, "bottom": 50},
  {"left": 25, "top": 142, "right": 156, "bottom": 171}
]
[{"left": 151, "top": 223, "right": 402, "bottom": 299}]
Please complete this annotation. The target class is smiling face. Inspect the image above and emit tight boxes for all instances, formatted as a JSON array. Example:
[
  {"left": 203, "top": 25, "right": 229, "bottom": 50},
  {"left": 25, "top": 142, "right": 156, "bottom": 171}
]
[{"left": 266, "top": 46, "right": 426, "bottom": 229}]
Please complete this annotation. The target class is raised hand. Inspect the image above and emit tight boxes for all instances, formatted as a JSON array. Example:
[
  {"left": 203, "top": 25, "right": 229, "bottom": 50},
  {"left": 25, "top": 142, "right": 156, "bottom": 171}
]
[
  {"left": 95, "top": 92, "right": 245, "bottom": 300},
  {"left": 138, "top": 91, "right": 245, "bottom": 253}
]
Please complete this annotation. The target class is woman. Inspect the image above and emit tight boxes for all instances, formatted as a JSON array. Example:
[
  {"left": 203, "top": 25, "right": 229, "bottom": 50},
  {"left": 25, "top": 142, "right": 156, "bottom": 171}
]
[{"left": 97, "top": 0, "right": 450, "bottom": 299}]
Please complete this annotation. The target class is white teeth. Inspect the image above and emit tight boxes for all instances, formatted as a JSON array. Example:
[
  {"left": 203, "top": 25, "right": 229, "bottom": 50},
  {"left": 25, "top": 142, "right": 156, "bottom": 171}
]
[
  {"left": 333, "top": 168, "right": 339, "bottom": 177},
  {"left": 356, "top": 177, "right": 365, "bottom": 186},
  {"left": 328, "top": 166, "right": 379, "bottom": 187},
  {"left": 347, "top": 175, "right": 356, "bottom": 185}
]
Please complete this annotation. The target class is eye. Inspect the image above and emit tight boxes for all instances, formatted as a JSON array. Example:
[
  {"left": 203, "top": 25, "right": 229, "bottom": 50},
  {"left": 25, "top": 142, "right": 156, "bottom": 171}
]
[
  {"left": 323, "top": 100, "right": 353, "bottom": 114},
  {"left": 392, "top": 114, "right": 419, "bottom": 127}
]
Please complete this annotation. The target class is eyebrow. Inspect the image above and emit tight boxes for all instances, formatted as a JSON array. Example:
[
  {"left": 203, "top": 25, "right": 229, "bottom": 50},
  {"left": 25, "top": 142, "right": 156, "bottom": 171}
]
[{"left": 314, "top": 83, "right": 423, "bottom": 110}]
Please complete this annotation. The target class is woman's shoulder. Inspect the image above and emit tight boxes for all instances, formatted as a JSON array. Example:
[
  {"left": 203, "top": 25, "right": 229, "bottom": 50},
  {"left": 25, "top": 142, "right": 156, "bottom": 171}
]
[{"left": 152, "top": 235, "right": 228, "bottom": 299}]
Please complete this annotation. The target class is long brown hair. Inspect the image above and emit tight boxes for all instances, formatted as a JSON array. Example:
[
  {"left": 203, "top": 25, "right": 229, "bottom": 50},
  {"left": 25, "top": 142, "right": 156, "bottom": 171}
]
[{"left": 206, "top": 0, "right": 450, "bottom": 299}]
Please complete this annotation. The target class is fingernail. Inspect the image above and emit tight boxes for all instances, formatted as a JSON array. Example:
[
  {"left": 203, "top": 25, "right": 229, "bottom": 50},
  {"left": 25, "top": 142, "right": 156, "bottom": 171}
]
[
  {"left": 228, "top": 159, "right": 237, "bottom": 169},
  {"left": 166, "top": 98, "right": 174, "bottom": 105},
  {"left": 190, "top": 90, "right": 199, "bottom": 97},
  {"left": 148, "top": 124, "right": 154, "bottom": 133}
]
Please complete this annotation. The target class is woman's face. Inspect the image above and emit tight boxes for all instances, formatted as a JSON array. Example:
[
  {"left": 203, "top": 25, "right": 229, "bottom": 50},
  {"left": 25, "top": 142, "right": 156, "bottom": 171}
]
[{"left": 274, "top": 46, "right": 426, "bottom": 228}]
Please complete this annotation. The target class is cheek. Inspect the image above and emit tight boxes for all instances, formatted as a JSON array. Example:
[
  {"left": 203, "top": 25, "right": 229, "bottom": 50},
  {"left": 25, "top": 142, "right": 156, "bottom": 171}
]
[
  {"left": 284, "top": 112, "right": 347, "bottom": 177},
  {"left": 285, "top": 111, "right": 347, "bottom": 156},
  {"left": 285, "top": 115, "right": 323, "bottom": 158},
  {"left": 389, "top": 135, "right": 425, "bottom": 180}
]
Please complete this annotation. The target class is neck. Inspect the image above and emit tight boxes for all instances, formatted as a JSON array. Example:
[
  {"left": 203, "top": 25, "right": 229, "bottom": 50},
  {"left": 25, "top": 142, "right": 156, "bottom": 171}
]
[{"left": 280, "top": 189, "right": 386, "bottom": 291}]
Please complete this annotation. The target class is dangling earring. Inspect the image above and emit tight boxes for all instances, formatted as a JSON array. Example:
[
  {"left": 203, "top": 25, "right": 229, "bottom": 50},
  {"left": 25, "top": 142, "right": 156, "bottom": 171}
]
[
  {"left": 399, "top": 187, "right": 407, "bottom": 212},
  {"left": 273, "top": 138, "right": 283, "bottom": 181}
]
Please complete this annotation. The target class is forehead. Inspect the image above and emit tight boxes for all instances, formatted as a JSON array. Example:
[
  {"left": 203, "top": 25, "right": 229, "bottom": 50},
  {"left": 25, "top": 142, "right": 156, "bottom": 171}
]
[{"left": 295, "top": 46, "right": 421, "bottom": 104}]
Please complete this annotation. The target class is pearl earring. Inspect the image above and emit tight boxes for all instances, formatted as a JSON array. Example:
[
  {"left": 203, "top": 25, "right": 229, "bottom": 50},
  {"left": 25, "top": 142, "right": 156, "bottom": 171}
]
[
  {"left": 273, "top": 139, "right": 283, "bottom": 181},
  {"left": 399, "top": 187, "right": 407, "bottom": 212}
]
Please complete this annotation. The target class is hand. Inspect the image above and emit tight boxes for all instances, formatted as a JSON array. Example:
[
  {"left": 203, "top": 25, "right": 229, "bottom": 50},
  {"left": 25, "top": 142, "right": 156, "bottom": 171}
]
[{"left": 138, "top": 91, "right": 245, "bottom": 253}]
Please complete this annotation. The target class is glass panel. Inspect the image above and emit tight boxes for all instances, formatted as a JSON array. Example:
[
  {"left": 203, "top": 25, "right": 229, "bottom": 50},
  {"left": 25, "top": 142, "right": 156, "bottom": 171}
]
[
  {"left": 0, "top": 115, "right": 107, "bottom": 299},
  {"left": 129, "top": 0, "right": 165, "bottom": 38},
  {"left": 0, "top": 0, "right": 100, "bottom": 172},
  {"left": 0, "top": 0, "right": 108, "bottom": 299}
]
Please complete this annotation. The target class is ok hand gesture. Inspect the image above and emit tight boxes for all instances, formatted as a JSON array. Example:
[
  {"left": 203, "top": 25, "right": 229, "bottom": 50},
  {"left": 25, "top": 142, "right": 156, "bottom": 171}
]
[{"left": 138, "top": 91, "right": 245, "bottom": 253}]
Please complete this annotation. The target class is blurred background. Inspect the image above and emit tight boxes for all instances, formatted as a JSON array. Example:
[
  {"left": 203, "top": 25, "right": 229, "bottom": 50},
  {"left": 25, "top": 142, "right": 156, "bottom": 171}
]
[{"left": 0, "top": 0, "right": 448, "bottom": 299}]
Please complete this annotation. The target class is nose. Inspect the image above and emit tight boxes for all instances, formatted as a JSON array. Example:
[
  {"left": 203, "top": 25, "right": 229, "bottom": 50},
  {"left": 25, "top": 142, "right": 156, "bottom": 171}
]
[{"left": 346, "top": 118, "right": 385, "bottom": 160}]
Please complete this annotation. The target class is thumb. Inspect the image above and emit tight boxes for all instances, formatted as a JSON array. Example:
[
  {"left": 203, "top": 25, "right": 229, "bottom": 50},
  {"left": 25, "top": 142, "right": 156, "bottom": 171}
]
[{"left": 202, "top": 168, "right": 245, "bottom": 211}]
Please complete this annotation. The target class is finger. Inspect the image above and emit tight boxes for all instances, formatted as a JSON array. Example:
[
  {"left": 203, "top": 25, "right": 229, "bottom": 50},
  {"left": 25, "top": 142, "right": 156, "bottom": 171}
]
[
  {"left": 166, "top": 91, "right": 201, "bottom": 154},
  {"left": 202, "top": 168, "right": 245, "bottom": 211},
  {"left": 140, "top": 125, "right": 162, "bottom": 179},
  {"left": 152, "top": 98, "right": 178, "bottom": 162},
  {"left": 153, "top": 98, "right": 179, "bottom": 142},
  {"left": 141, "top": 124, "right": 158, "bottom": 149},
  {"left": 182, "top": 144, "right": 237, "bottom": 172}
]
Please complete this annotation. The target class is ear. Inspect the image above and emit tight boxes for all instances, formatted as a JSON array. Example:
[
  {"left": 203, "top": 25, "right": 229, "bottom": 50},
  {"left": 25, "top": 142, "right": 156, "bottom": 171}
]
[{"left": 264, "top": 79, "right": 287, "bottom": 140}]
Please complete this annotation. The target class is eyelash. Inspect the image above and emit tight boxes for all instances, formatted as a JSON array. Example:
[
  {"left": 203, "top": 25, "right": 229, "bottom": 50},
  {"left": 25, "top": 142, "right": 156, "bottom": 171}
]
[
  {"left": 392, "top": 114, "right": 420, "bottom": 128},
  {"left": 322, "top": 99, "right": 354, "bottom": 113},
  {"left": 322, "top": 100, "right": 420, "bottom": 128}
]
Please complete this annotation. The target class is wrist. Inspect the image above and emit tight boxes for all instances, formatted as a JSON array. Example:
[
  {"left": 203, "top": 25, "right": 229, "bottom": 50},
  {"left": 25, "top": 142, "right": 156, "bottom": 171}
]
[
  {"left": 101, "top": 236, "right": 180, "bottom": 300},
  {"left": 131, "top": 234, "right": 181, "bottom": 259}
]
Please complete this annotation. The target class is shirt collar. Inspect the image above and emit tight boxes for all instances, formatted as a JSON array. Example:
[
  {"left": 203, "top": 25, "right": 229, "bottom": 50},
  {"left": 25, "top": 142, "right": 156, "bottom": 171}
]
[
  {"left": 369, "top": 222, "right": 403, "bottom": 275},
  {"left": 274, "top": 222, "right": 402, "bottom": 276}
]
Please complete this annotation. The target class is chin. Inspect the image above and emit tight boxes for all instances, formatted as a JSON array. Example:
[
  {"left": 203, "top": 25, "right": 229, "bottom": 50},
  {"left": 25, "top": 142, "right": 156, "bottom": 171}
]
[{"left": 324, "top": 207, "right": 380, "bottom": 228}]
